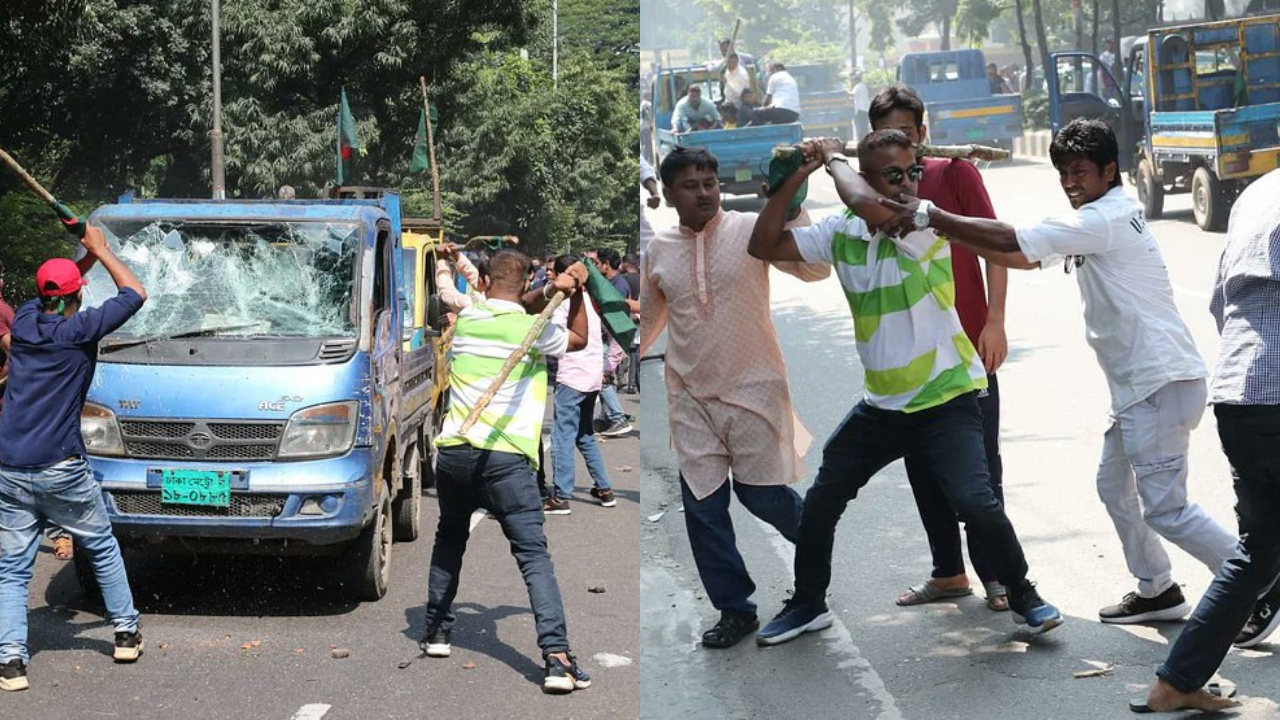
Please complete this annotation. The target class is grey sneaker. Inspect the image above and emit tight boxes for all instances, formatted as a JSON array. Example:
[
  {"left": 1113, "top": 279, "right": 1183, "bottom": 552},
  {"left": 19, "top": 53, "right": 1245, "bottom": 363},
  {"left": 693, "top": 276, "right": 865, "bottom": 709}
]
[{"left": 600, "top": 419, "right": 633, "bottom": 437}]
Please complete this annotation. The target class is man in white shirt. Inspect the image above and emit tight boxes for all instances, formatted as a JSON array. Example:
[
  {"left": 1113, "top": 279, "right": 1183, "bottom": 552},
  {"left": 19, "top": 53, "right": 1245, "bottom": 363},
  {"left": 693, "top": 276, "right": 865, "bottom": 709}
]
[
  {"left": 639, "top": 155, "right": 659, "bottom": 257},
  {"left": 757, "top": 61, "right": 801, "bottom": 125},
  {"left": 881, "top": 118, "right": 1273, "bottom": 630},
  {"left": 851, "top": 72, "right": 870, "bottom": 140},
  {"left": 719, "top": 53, "right": 751, "bottom": 109}
]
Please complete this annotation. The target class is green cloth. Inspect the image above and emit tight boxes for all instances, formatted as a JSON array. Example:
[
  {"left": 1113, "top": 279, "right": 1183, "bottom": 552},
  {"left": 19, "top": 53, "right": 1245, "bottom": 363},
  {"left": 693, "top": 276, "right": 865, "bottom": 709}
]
[
  {"left": 409, "top": 104, "right": 439, "bottom": 175},
  {"left": 335, "top": 88, "right": 361, "bottom": 185},
  {"left": 767, "top": 152, "right": 808, "bottom": 214},
  {"left": 584, "top": 261, "right": 636, "bottom": 347}
]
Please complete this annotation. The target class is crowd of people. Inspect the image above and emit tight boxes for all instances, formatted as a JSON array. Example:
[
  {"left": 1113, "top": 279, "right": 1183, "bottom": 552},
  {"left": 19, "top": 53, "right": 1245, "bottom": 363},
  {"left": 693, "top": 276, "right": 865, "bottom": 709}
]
[
  {"left": 643, "top": 77, "right": 1280, "bottom": 714},
  {"left": 670, "top": 38, "right": 803, "bottom": 134}
]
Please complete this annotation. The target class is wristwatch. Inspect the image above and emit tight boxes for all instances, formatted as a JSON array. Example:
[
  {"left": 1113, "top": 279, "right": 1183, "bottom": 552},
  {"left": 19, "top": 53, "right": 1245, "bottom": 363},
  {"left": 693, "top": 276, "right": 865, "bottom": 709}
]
[
  {"left": 913, "top": 199, "right": 934, "bottom": 231},
  {"left": 824, "top": 154, "right": 849, "bottom": 173}
]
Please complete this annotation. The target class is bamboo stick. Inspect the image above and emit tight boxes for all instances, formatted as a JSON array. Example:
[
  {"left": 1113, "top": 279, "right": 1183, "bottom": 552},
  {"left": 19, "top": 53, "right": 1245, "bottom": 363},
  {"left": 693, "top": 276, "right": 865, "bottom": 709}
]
[
  {"left": 458, "top": 291, "right": 566, "bottom": 435},
  {"left": 418, "top": 77, "right": 442, "bottom": 222},
  {"left": 773, "top": 141, "right": 1011, "bottom": 162}
]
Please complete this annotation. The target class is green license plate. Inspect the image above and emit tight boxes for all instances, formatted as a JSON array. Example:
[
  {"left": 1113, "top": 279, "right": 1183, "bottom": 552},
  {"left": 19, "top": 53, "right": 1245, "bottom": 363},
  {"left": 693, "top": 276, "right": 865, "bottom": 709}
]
[
  {"left": 734, "top": 168, "right": 751, "bottom": 182},
  {"left": 160, "top": 469, "right": 232, "bottom": 507}
]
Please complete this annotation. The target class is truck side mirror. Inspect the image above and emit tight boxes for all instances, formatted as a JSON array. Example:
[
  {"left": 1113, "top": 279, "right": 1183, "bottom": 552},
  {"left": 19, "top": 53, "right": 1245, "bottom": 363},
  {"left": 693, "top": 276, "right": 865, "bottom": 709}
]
[{"left": 427, "top": 294, "right": 444, "bottom": 331}]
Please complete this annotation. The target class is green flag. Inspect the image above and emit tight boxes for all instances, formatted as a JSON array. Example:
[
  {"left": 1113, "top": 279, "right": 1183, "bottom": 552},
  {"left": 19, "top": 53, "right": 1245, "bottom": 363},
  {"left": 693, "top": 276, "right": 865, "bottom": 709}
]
[
  {"left": 335, "top": 88, "right": 361, "bottom": 185},
  {"left": 767, "top": 152, "right": 808, "bottom": 215},
  {"left": 409, "top": 104, "right": 438, "bottom": 175},
  {"left": 583, "top": 261, "right": 636, "bottom": 348}
]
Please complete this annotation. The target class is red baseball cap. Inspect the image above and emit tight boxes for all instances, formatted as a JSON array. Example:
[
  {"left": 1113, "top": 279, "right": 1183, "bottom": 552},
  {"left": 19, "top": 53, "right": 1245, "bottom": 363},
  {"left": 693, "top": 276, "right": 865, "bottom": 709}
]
[{"left": 35, "top": 258, "right": 87, "bottom": 297}]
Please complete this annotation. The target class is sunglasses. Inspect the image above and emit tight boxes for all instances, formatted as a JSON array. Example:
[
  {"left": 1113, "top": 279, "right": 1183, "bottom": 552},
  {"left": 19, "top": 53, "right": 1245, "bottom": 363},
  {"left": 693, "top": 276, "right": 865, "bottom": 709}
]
[
  {"left": 1064, "top": 254, "right": 1086, "bottom": 274},
  {"left": 880, "top": 164, "right": 925, "bottom": 185}
]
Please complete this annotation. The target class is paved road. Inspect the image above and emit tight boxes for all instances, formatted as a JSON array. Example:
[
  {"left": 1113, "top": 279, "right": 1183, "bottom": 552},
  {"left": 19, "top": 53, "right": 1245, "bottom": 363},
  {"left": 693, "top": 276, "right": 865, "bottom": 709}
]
[
  {"left": 640, "top": 159, "right": 1280, "bottom": 718},
  {"left": 7, "top": 395, "right": 640, "bottom": 719}
]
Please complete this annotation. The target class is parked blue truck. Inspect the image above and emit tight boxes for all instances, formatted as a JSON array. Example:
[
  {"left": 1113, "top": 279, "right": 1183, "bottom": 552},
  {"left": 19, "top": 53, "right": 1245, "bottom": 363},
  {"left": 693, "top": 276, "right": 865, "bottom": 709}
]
[
  {"left": 650, "top": 63, "right": 803, "bottom": 197},
  {"left": 899, "top": 49, "right": 1025, "bottom": 153},
  {"left": 1047, "top": 13, "right": 1280, "bottom": 230},
  {"left": 75, "top": 189, "right": 445, "bottom": 600}
]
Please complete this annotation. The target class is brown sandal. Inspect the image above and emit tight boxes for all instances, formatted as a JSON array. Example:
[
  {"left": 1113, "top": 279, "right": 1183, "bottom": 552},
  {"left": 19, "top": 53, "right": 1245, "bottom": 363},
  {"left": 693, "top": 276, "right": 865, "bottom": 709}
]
[{"left": 53, "top": 536, "right": 73, "bottom": 561}]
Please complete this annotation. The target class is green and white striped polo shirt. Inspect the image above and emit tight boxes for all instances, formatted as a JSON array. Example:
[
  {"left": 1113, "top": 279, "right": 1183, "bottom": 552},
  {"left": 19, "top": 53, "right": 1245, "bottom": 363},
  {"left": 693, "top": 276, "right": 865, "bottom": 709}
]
[
  {"left": 436, "top": 299, "right": 568, "bottom": 464},
  {"left": 791, "top": 210, "right": 987, "bottom": 412}
]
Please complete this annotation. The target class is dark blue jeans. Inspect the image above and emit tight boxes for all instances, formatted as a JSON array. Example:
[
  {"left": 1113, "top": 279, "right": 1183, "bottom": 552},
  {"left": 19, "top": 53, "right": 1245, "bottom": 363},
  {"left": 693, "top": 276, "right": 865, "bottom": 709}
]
[
  {"left": 425, "top": 445, "right": 569, "bottom": 656},
  {"left": 1158, "top": 404, "right": 1280, "bottom": 691},
  {"left": 905, "top": 374, "right": 1004, "bottom": 583},
  {"left": 794, "top": 394, "right": 1029, "bottom": 602},
  {"left": 681, "top": 475, "right": 803, "bottom": 617}
]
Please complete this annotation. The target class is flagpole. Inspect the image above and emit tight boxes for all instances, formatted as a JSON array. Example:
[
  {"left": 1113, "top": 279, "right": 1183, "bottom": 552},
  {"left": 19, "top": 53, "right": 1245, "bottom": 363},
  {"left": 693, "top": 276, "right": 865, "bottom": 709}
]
[
  {"left": 418, "top": 76, "right": 442, "bottom": 222},
  {"left": 210, "top": 0, "right": 226, "bottom": 199}
]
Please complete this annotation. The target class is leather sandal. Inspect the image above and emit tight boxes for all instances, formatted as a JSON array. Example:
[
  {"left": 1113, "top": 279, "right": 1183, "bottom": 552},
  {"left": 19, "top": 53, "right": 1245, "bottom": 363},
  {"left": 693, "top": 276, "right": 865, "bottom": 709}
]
[
  {"left": 52, "top": 536, "right": 73, "bottom": 561},
  {"left": 701, "top": 612, "right": 759, "bottom": 648},
  {"left": 896, "top": 580, "right": 973, "bottom": 606}
]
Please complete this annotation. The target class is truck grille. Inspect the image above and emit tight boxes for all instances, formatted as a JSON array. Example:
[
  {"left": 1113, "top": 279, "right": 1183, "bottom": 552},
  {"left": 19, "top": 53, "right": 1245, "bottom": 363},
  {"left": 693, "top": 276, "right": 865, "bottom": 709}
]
[
  {"left": 119, "top": 418, "right": 285, "bottom": 461},
  {"left": 110, "top": 491, "right": 287, "bottom": 518}
]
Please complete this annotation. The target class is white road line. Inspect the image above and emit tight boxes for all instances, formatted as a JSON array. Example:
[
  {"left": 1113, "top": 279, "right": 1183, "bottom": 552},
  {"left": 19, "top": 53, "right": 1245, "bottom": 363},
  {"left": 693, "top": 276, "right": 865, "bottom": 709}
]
[
  {"left": 1173, "top": 284, "right": 1211, "bottom": 301},
  {"left": 751, "top": 517, "right": 904, "bottom": 720},
  {"left": 469, "top": 508, "right": 489, "bottom": 532},
  {"left": 289, "top": 704, "right": 331, "bottom": 720}
]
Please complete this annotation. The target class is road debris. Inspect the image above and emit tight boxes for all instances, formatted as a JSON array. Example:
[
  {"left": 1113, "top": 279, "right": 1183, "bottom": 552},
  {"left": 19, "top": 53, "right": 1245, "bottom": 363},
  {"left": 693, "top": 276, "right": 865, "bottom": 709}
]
[
  {"left": 1073, "top": 662, "right": 1114, "bottom": 678},
  {"left": 462, "top": 661, "right": 476, "bottom": 670},
  {"left": 647, "top": 512, "right": 665, "bottom": 522},
  {"left": 398, "top": 660, "right": 413, "bottom": 669},
  {"left": 593, "top": 653, "right": 633, "bottom": 668},
  {"left": 330, "top": 647, "right": 351, "bottom": 659},
  {"left": 588, "top": 586, "right": 607, "bottom": 594}
]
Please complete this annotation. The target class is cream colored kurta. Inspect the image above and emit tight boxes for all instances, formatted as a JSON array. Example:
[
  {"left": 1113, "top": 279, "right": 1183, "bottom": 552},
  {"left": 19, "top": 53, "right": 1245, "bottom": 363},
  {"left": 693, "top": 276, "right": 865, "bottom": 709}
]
[{"left": 639, "top": 209, "right": 829, "bottom": 500}]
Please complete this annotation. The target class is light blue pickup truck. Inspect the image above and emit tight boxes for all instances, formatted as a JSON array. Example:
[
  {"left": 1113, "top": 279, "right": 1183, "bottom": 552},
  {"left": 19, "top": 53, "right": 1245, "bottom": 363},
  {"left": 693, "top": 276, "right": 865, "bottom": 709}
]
[
  {"left": 650, "top": 63, "right": 803, "bottom": 198},
  {"left": 899, "top": 49, "right": 1025, "bottom": 154},
  {"left": 76, "top": 189, "right": 446, "bottom": 600}
]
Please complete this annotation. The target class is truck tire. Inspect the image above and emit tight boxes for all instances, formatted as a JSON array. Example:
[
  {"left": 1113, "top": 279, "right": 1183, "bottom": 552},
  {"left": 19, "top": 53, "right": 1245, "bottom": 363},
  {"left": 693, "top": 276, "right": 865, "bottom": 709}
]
[
  {"left": 392, "top": 445, "right": 421, "bottom": 542},
  {"left": 1192, "top": 166, "right": 1228, "bottom": 232},
  {"left": 419, "top": 423, "right": 437, "bottom": 491},
  {"left": 1137, "top": 159, "right": 1164, "bottom": 221},
  {"left": 345, "top": 487, "right": 392, "bottom": 601}
]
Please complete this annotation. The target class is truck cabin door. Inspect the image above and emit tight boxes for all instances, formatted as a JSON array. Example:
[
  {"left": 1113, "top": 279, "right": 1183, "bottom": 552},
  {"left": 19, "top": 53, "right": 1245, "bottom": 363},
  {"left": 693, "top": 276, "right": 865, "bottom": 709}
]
[
  {"left": 372, "top": 223, "right": 401, "bottom": 423},
  {"left": 1047, "top": 51, "right": 1133, "bottom": 171}
]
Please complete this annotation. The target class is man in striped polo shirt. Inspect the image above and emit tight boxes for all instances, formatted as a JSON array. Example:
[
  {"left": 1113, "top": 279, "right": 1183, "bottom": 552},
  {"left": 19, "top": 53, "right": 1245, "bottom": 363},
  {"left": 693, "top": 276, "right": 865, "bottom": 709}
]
[
  {"left": 748, "top": 130, "right": 1063, "bottom": 646},
  {"left": 424, "top": 249, "right": 595, "bottom": 694}
]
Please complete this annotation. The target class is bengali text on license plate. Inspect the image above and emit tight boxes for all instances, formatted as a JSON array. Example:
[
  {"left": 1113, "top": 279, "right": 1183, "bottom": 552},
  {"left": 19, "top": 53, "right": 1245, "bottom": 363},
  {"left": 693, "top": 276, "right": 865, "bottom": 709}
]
[{"left": 160, "top": 469, "right": 231, "bottom": 507}]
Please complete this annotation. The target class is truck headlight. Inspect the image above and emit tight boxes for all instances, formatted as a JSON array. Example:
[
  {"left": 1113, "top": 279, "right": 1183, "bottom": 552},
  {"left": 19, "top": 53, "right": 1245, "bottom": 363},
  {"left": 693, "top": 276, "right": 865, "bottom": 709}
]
[
  {"left": 278, "top": 401, "right": 358, "bottom": 459},
  {"left": 82, "top": 402, "right": 125, "bottom": 456}
]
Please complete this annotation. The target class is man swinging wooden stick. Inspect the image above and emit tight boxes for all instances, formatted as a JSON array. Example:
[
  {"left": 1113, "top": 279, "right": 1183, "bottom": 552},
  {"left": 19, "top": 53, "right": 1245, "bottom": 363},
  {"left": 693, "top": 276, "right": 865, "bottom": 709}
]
[{"left": 425, "top": 248, "right": 596, "bottom": 694}]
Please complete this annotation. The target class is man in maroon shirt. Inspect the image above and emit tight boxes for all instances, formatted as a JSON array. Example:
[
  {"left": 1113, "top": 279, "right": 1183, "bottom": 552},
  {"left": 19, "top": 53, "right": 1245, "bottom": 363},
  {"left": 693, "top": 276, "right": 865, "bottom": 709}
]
[{"left": 870, "top": 85, "right": 1013, "bottom": 612}]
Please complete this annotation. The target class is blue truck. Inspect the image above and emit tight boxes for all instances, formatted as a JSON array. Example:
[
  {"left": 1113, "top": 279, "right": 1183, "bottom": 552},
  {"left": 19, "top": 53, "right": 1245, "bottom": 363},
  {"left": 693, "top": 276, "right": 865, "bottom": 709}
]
[
  {"left": 75, "top": 189, "right": 446, "bottom": 600},
  {"left": 898, "top": 49, "right": 1025, "bottom": 154},
  {"left": 788, "top": 63, "right": 857, "bottom": 142},
  {"left": 1047, "top": 13, "right": 1280, "bottom": 230},
  {"left": 650, "top": 63, "right": 803, "bottom": 197}
]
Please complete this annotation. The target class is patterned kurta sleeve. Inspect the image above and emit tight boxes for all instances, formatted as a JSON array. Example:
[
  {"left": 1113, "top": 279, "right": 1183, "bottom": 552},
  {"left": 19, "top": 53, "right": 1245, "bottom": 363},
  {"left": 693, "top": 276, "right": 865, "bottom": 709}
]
[{"left": 638, "top": 249, "right": 668, "bottom": 358}]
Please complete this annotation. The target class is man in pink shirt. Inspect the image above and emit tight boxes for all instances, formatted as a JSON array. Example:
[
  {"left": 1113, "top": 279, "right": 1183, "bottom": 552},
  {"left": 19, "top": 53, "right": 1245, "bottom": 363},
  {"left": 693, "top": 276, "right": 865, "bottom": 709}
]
[
  {"left": 544, "top": 255, "right": 616, "bottom": 515},
  {"left": 639, "top": 147, "right": 829, "bottom": 648}
]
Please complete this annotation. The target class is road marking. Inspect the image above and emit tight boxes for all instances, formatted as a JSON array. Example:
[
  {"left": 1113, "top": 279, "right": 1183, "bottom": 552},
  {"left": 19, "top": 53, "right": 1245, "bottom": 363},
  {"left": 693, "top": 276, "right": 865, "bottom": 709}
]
[
  {"left": 752, "top": 516, "right": 903, "bottom": 720},
  {"left": 1173, "top": 284, "right": 1211, "bottom": 301},
  {"left": 289, "top": 704, "right": 331, "bottom": 720},
  {"left": 469, "top": 509, "right": 489, "bottom": 532},
  {"left": 593, "top": 652, "right": 633, "bottom": 667}
]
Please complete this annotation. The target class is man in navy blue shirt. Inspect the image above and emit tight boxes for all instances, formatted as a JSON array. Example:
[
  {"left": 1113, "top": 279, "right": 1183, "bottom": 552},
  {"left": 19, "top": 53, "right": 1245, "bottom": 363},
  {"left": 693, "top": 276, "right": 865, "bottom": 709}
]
[{"left": 0, "top": 225, "right": 147, "bottom": 692}]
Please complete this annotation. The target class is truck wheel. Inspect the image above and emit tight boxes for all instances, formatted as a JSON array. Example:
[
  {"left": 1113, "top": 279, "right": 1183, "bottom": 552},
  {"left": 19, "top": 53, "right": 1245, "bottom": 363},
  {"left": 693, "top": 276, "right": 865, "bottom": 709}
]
[
  {"left": 1192, "top": 166, "right": 1228, "bottom": 232},
  {"left": 72, "top": 539, "right": 102, "bottom": 604},
  {"left": 345, "top": 487, "right": 392, "bottom": 601},
  {"left": 1138, "top": 159, "right": 1164, "bottom": 220},
  {"left": 392, "top": 446, "right": 421, "bottom": 542}
]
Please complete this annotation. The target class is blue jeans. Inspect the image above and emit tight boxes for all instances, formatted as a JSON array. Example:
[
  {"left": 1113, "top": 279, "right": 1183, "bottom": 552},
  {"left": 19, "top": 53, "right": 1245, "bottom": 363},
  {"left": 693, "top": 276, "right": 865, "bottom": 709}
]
[
  {"left": 794, "top": 394, "right": 1030, "bottom": 602},
  {"left": 599, "top": 384, "right": 625, "bottom": 424},
  {"left": 1158, "top": 404, "right": 1280, "bottom": 691},
  {"left": 681, "top": 475, "right": 803, "bottom": 616},
  {"left": 551, "top": 384, "right": 611, "bottom": 499},
  {"left": 0, "top": 458, "right": 139, "bottom": 663},
  {"left": 425, "top": 445, "right": 570, "bottom": 655},
  {"left": 906, "top": 374, "right": 1004, "bottom": 583}
]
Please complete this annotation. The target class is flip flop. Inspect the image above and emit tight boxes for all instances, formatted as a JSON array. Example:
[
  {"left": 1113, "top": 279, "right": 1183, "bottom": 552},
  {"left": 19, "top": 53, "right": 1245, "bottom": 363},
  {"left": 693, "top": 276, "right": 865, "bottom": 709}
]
[
  {"left": 896, "top": 580, "right": 973, "bottom": 606},
  {"left": 1128, "top": 683, "right": 1239, "bottom": 713}
]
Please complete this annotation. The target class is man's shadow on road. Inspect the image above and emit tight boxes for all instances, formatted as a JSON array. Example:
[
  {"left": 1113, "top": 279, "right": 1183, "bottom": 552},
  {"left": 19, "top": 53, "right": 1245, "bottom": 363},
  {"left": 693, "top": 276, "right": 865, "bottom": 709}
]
[{"left": 403, "top": 601, "right": 543, "bottom": 686}]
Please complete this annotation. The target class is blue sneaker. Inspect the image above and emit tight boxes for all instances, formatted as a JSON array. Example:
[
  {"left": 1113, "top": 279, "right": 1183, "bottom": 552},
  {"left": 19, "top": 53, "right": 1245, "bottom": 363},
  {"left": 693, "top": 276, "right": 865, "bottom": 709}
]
[
  {"left": 1008, "top": 581, "right": 1064, "bottom": 635},
  {"left": 756, "top": 596, "right": 834, "bottom": 646}
]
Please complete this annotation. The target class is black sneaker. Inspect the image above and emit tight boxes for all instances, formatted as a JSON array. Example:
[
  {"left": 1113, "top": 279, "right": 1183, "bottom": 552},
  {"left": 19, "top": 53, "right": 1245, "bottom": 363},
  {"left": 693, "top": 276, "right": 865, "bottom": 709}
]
[
  {"left": 0, "top": 659, "right": 28, "bottom": 692},
  {"left": 599, "top": 419, "right": 633, "bottom": 437},
  {"left": 543, "top": 652, "right": 591, "bottom": 693},
  {"left": 1099, "top": 584, "right": 1189, "bottom": 624},
  {"left": 113, "top": 630, "right": 143, "bottom": 662},
  {"left": 1235, "top": 585, "right": 1280, "bottom": 648},
  {"left": 542, "top": 495, "right": 571, "bottom": 515},
  {"left": 590, "top": 487, "right": 617, "bottom": 507},
  {"left": 420, "top": 625, "right": 452, "bottom": 658},
  {"left": 1008, "top": 581, "right": 1064, "bottom": 635},
  {"left": 701, "top": 612, "right": 759, "bottom": 649}
]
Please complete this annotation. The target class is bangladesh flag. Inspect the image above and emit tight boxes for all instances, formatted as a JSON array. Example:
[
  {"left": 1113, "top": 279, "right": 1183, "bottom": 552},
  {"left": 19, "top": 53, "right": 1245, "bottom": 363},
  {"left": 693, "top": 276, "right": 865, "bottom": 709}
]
[
  {"left": 583, "top": 261, "right": 636, "bottom": 348},
  {"left": 335, "top": 88, "right": 361, "bottom": 185},
  {"left": 409, "top": 103, "right": 439, "bottom": 175}
]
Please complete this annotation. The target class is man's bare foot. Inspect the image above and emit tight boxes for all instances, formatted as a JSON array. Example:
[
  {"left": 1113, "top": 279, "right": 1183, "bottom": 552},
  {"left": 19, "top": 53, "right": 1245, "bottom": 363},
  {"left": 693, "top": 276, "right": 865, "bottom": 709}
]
[{"left": 1145, "top": 679, "right": 1240, "bottom": 713}]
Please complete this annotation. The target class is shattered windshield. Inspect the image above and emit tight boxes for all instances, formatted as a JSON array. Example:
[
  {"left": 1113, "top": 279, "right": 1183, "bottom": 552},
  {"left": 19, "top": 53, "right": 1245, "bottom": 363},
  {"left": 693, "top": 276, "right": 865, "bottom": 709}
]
[{"left": 86, "top": 219, "right": 360, "bottom": 339}]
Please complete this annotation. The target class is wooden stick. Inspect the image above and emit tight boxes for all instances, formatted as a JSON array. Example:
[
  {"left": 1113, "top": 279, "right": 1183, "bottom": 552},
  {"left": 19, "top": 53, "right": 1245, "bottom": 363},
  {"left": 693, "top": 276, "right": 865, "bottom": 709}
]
[
  {"left": 727, "top": 18, "right": 741, "bottom": 57},
  {"left": 0, "top": 148, "right": 57, "bottom": 204},
  {"left": 458, "top": 291, "right": 566, "bottom": 434},
  {"left": 773, "top": 141, "right": 1011, "bottom": 162},
  {"left": 418, "top": 77, "right": 442, "bottom": 222}
]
